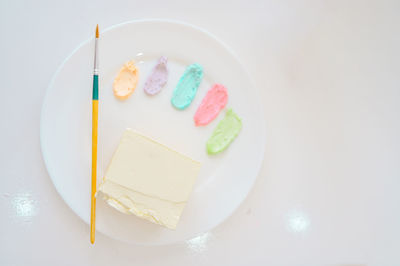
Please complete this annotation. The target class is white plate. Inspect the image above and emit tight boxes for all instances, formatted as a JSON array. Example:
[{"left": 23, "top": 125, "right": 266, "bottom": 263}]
[{"left": 40, "top": 19, "right": 265, "bottom": 245}]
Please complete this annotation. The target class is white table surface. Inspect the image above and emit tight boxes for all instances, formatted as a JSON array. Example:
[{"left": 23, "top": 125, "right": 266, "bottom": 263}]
[{"left": 1, "top": 0, "right": 400, "bottom": 265}]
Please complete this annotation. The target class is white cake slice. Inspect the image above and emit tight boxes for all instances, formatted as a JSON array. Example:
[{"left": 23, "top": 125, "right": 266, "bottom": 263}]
[{"left": 98, "top": 129, "right": 201, "bottom": 229}]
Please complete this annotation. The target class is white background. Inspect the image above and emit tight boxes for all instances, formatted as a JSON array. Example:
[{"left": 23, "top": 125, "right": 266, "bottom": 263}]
[{"left": 1, "top": 0, "right": 400, "bottom": 265}]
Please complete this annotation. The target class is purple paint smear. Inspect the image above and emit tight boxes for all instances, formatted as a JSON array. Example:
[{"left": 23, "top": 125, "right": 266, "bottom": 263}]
[{"left": 144, "top": 56, "right": 168, "bottom": 95}]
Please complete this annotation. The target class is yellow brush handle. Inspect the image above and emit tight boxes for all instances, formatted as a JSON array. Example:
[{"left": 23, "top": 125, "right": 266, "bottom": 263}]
[{"left": 90, "top": 100, "right": 98, "bottom": 244}]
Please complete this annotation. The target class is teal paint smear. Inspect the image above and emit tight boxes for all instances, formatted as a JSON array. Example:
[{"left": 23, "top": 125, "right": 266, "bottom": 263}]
[
  {"left": 206, "top": 109, "right": 242, "bottom": 154},
  {"left": 171, "top": 63, "right": 203, "bottom": 110}
]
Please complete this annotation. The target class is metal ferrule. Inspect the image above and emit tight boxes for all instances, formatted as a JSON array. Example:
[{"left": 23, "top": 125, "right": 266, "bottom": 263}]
[{"left": 94, "top": 38, "right": 99, "bottom": 75}]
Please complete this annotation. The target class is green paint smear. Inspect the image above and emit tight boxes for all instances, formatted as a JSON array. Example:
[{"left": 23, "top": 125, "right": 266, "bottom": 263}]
[
  {"left": 171, "top": 63, "right": 203, "bottom": 110},
  {"left": 206, "top": 109, "right": 242, "bottom": 154}
]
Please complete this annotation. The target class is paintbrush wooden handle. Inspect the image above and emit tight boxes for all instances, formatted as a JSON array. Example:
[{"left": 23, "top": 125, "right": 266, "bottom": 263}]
[{"left": 90, "top": 72, "right": 99, "bottom": 244}]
